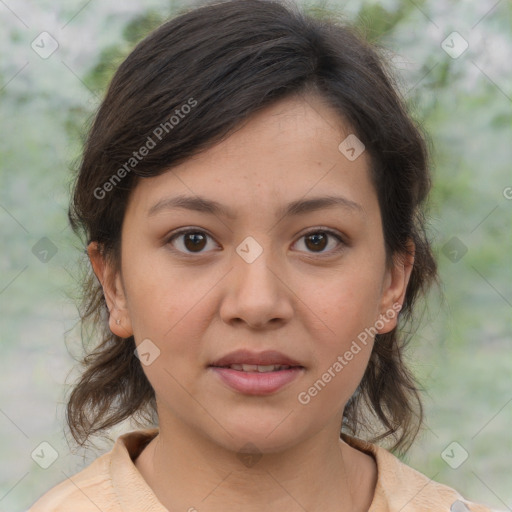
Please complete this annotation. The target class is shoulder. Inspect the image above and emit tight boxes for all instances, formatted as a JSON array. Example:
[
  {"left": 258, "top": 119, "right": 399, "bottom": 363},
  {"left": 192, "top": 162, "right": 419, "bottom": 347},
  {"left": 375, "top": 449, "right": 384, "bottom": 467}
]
[
  {"left": 27, "top": 428, "right": 159, "bottom": 512},
  {"left": 27, "top": 428, "right": 160, "bottom": 512},
  {"left": 341, "top": 433, "right": 504, "bottom": 512},
  {"left": 27, "top": 451, "right": 117, "bottom": 511}
]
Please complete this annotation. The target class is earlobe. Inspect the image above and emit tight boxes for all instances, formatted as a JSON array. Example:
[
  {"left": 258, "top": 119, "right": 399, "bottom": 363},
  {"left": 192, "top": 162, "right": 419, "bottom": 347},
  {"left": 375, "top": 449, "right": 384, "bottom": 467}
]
[
  {"left": 87, "top": 241, "right": 134, "bottom": 338},
  {"left": 377, "top": 241, "right": 415, "bottom": 334}
]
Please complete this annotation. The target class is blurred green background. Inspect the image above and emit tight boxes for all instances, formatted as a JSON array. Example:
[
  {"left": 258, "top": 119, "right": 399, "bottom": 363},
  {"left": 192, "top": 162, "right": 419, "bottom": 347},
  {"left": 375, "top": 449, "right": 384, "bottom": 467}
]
[{"left": 1, "top": 0, "right": 511, "bottom": 510}]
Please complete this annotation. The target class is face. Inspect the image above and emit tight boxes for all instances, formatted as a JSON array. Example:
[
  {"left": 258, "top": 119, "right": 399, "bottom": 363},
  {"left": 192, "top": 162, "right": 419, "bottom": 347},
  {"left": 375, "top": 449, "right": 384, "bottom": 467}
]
[{"left": 90, "top": 93, "right": 412, "bottom": 454}]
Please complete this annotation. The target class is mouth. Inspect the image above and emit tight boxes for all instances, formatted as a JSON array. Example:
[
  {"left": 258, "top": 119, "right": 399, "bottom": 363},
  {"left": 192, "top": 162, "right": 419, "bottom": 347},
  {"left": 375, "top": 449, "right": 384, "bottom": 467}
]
[
  {"left": 209, "top": 349, "right": 304, "bottom": 369},
  {"left": 210, "top": 363, "right": 302, "bottom": 373},
  {"left": 208, "top": 350, "right": 305, "bottom": 395}
]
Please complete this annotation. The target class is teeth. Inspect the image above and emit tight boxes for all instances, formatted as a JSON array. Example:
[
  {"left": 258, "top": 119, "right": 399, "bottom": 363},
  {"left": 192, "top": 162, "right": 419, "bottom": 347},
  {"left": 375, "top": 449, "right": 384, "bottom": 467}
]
[
  {"left": 226, "top": 364, "right": 292, "bottom": 372},
  {"left": 256, "top": 365, "right": 279, "bottom": 372},
  {"left": 242, "top": 364, "right": 259, "bottom": 372}
]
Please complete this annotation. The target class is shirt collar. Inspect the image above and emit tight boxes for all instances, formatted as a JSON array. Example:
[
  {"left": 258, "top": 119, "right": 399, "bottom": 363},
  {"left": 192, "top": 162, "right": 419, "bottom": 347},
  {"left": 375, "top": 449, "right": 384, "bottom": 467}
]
[{"left": 108, "top": 428, "right": 469, "bottom": 512}]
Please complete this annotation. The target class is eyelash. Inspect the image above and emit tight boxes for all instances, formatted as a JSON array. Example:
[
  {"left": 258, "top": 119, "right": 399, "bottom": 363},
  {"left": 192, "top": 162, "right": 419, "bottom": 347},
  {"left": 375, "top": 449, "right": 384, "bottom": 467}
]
[{"left": 165, "top": 227, "right": 347, "bottom": 258}]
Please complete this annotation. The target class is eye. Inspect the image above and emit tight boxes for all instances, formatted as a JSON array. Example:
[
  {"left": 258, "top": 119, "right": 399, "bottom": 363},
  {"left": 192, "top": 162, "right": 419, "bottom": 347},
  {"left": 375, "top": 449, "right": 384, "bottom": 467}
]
[
  {"left": 166, "top": 227, "right": 346, "bottom": 257},
  {"left": 166, "top": 228, "right": 219, "bottom": 255},
  {"left": 293, "top": 228, "right": 346, "bottom": 256}
]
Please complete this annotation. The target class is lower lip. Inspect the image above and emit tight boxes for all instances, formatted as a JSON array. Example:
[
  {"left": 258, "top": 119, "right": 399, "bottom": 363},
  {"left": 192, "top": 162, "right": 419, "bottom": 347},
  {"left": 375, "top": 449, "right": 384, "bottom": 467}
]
[{"left": 209, "top": 367, "right": 304, "bottom": 395}]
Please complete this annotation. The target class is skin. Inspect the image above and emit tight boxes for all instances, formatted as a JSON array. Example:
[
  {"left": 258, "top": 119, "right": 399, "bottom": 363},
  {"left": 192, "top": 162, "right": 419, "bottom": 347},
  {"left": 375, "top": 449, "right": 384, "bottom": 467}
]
[{"left": 89, "top": 92, "right": 414, "bottom": 512}]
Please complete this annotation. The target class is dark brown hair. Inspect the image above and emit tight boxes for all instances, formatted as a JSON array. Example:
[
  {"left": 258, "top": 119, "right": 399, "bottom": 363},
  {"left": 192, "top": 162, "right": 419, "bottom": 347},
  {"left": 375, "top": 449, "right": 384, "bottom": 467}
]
[{"left": 66, "top": 0, "right": 437, "bottom": 454}]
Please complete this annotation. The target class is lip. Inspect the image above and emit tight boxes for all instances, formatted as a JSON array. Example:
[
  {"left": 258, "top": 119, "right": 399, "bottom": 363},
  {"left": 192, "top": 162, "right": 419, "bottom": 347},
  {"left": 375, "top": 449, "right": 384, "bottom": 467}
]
[
  {"left": 209, "top": 366, "right": 305, "bottom": 395},
  {"left": 209, "top": 349, "right": 303, "bottom": 368},
  {"left": 208, "top": 349, "right": 305, "bottom": 396}
]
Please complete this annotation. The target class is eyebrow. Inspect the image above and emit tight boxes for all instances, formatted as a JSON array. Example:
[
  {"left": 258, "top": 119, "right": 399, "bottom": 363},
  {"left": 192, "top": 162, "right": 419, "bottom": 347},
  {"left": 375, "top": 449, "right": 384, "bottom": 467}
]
[{"left": 147, "top": 194, "right": 364, "bottom": 219}]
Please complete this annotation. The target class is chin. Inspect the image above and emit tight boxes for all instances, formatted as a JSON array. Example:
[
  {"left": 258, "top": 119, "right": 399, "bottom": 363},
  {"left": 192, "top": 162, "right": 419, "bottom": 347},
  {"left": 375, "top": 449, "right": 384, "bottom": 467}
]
[{"left": 203, "top": 413, "right": 310, "bottom": 455}]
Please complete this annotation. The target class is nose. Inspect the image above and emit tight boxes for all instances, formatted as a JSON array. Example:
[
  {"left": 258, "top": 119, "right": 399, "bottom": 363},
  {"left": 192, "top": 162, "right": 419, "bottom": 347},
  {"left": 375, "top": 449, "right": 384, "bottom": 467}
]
[{"left": 219, "top": 245, "right": 294, "bottom": 329}]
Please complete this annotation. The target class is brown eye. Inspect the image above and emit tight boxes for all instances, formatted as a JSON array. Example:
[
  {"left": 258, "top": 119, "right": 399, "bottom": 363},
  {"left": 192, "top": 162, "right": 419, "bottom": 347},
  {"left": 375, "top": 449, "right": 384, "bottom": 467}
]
[
  {"left": 183, "top": 232, "right": 207, "bottom": 252},
  {"left": 167, "top": 229, "right": 218, "bottom": 255},
  {"left": 304, "top": 232, "right": 328, "bottom": 252},
  {"left": 294, "top": 229, "right": 345, "bottom": 255}
]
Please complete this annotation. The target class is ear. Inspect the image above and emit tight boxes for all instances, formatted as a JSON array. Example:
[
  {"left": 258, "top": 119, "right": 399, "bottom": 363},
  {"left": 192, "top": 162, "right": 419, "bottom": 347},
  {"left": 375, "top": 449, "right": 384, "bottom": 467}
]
[
  {"left": 376, "top": 240, "right": 415, "bottom": 334},
  {"left": 87, "top": 241, "right": 134, "bottom": 338}
]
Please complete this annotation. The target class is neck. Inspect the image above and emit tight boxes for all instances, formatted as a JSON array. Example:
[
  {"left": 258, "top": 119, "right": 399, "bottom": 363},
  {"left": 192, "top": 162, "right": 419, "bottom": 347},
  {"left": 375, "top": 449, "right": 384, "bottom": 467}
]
[{"left": 134, "top": 414, "right": 375, "bottom": 512}]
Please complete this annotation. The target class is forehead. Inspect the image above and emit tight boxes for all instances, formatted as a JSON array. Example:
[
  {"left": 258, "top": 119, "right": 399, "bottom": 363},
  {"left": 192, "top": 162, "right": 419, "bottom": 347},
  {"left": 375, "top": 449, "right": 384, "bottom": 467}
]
[{"left": 124, "top": 93, "right": 379, "bottom": 223}]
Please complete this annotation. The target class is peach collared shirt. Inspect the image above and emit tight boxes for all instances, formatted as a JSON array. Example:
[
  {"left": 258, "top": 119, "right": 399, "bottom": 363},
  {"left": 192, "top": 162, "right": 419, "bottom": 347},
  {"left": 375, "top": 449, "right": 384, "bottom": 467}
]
[{"left": 28, "top": 428, "right": 500, "bottom": 511}]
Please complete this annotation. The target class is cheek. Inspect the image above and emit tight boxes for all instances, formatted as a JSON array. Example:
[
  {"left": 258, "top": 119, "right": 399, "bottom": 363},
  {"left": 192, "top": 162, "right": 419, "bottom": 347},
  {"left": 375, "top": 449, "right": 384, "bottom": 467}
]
[
  {"left": 297, "top": 283, "right": 377, "bottom": 415},
  {"left": 123, "top": 265, "right": 216, "bottom": 408},
  {"left": 316, "top": 287, "right": 376, "bottom": 378},
  {"left": 122, "top": 250, "right": 220, "bottom": 355},
  {"left": 296, "top": 262, "right": 384, "bottom": 399},
  {"left": 303, "top": 262, "right": 385, "bottom": 340}
]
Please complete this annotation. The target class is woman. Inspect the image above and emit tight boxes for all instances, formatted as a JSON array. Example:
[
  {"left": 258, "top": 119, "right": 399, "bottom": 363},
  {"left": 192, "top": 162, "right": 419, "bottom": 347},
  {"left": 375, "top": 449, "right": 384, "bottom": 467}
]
[{"left": 28, "top": 0, "right": 501, "bottom": 510}]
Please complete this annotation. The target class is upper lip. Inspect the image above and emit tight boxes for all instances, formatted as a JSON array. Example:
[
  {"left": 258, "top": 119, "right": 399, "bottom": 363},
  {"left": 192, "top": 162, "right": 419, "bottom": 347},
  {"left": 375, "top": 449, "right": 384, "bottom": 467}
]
[{"left": 209, "top": 349, "right": 304, "bottom": 367}]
